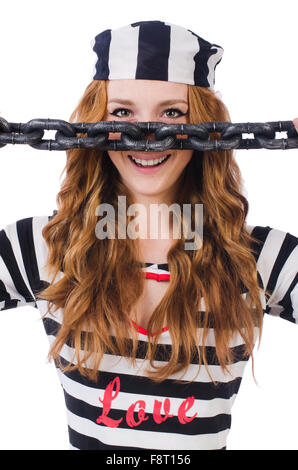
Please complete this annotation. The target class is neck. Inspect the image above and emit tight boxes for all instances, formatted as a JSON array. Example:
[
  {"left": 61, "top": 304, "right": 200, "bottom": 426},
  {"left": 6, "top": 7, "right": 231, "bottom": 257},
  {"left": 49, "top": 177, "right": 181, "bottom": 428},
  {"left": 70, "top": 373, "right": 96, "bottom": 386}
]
[{"left": 130, "top": 190, "right": 177, "bottom": 240}]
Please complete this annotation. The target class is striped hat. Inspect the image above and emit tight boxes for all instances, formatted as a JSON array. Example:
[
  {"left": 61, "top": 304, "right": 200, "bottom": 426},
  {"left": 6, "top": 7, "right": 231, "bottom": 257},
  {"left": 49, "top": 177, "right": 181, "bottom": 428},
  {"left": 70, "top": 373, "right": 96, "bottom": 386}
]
[{"left": 91, "top": 20, "right": 223, "bottom": 90}]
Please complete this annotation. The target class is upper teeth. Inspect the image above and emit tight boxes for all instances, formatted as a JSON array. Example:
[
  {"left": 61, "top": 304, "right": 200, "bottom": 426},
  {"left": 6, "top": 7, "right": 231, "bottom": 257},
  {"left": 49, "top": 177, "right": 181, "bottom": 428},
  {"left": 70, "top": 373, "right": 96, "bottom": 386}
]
[{"left": 130, "top": 154, "right": 170, "bottom": 166}]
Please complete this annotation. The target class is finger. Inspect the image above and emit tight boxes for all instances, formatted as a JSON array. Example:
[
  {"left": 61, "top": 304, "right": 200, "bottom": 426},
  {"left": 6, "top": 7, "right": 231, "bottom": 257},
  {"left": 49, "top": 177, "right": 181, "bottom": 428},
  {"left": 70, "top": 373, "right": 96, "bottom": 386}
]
[{"left": 293, "top": 118, "right": 298, "bottom": 132}]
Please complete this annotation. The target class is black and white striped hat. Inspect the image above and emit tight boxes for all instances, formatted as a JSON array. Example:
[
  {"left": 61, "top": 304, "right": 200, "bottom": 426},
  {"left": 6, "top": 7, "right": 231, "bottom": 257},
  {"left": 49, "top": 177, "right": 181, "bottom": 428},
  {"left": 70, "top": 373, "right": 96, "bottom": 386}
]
[{"left": 91, "top": 20, "right": 223, "bottom": 90}]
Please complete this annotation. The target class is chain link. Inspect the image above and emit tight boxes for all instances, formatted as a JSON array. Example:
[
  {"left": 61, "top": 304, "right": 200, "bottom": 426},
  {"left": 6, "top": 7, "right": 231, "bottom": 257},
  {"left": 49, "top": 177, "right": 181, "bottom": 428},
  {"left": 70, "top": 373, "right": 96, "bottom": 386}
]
[{"left": 0, "top": 117, "right": 297, "bottom": 152}]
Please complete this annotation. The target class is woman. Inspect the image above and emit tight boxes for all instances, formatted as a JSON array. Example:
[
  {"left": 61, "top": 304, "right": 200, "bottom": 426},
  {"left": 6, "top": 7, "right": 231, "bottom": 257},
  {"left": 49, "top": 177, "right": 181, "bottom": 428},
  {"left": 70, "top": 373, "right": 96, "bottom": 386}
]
[{"left": 0, "top": 20, "right": 297, "bottom": 451}]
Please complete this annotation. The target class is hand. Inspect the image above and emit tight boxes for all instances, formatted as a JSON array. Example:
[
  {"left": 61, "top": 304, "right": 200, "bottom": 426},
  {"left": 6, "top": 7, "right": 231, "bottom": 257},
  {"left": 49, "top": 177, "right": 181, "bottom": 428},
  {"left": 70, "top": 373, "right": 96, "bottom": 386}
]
[{"left": 293, "top": 118, "right": 298, "bottom": 133}]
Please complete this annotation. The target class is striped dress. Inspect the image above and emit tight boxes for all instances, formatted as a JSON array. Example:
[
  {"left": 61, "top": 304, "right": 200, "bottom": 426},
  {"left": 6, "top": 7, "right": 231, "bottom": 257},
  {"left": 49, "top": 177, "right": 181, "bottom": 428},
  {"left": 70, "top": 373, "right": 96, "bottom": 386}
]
[{"left": 0, "top": 213, "right": 297, "bottom": 450}]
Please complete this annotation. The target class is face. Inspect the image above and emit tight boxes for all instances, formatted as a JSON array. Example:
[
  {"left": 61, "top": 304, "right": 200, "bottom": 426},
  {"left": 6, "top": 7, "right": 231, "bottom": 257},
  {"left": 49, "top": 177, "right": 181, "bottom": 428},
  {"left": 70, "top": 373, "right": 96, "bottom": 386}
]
[{"left": 103, "top": 79, "right": 194, "bottom": 204}]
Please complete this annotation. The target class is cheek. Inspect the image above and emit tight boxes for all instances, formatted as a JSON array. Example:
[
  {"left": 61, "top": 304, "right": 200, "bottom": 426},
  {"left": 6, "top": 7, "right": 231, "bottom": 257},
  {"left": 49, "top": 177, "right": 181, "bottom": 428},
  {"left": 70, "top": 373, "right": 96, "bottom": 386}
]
[
  {"left": 107, "top": 151, "right": 123, "bottom": 169},
  {"left": 174, "top": 151, "right": 194, "bottom": 172}
]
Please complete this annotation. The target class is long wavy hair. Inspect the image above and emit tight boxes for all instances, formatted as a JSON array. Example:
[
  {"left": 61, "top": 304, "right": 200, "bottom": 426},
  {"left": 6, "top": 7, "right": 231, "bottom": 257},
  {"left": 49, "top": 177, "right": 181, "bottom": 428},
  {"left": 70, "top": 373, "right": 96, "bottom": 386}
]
[{"left": 37, "top": 79, "right": 269, "bottom": 383}]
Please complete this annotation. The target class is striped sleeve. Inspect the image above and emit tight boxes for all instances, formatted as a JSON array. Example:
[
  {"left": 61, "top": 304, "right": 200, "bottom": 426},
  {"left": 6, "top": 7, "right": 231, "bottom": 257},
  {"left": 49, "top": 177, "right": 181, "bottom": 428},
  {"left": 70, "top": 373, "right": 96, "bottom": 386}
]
[
  {"left": 0, "top": 216, "right": 48, "bottom": 311},
  {"left": 248, "top": 225, "right": 298, "bottom": 324}
]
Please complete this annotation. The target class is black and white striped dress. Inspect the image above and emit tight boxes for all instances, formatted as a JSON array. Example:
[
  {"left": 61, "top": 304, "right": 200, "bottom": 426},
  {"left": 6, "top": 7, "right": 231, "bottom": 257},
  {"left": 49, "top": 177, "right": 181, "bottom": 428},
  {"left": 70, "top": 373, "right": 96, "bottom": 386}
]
[{"left": 0, "top": 213, "right": 297, "bottom": 450}]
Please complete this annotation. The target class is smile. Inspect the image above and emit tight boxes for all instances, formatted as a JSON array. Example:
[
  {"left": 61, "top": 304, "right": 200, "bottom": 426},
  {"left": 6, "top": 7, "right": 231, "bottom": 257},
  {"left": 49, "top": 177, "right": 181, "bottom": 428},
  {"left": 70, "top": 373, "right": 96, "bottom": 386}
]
[{"left": 128, "top": 154, "right": 172, "bottom": 167}]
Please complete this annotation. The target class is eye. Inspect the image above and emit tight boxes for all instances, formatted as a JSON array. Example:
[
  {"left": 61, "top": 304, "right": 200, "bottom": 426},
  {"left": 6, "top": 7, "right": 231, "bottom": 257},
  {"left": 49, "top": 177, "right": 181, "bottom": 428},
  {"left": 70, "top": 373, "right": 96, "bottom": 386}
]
[
  {"left": 109, "top": 108, "right": 131, "bottom": 118},
  {"left": 164, "top": 108, "right": 188, "bottom": 118},
  {"left": 109, "top": 107, "right": 188, "bottom": 119}
]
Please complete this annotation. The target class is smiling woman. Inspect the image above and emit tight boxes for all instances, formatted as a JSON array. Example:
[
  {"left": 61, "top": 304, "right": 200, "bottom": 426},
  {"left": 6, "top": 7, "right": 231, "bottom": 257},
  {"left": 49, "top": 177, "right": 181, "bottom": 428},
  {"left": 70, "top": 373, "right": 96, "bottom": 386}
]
[
  {"left": 33, "top": 75, "right": 272, "bottom": 449},
  {"left": 103, "top": 79, "right": 194, "bottom": 208},
  {"left": 0, "top": 20, "right": 297, "bottom": 451}
]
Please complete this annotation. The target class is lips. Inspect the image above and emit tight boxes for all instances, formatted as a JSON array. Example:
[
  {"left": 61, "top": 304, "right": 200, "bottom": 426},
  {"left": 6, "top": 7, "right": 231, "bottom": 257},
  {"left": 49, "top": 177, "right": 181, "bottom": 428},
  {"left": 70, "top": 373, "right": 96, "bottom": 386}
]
[
  {"left": 127, "top": 153, "right": 171, "bottom": 161},
  {"left": 128, "top": 153, "right": 172, "bottom": 170}
]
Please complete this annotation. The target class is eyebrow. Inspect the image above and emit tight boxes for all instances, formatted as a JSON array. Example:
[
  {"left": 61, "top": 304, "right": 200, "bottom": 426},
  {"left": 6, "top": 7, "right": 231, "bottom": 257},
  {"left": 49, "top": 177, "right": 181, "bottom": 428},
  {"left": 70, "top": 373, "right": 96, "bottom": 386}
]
[{"left": 108, "top": 99, "right": 188, "bottom": 106}]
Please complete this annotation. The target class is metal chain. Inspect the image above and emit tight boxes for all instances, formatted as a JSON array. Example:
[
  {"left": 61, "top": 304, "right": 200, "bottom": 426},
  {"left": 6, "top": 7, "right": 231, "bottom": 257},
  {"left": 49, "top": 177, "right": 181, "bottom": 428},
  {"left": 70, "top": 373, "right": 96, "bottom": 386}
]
[{"left": 0, "top": 117, "right": 297, "bottom": 152}]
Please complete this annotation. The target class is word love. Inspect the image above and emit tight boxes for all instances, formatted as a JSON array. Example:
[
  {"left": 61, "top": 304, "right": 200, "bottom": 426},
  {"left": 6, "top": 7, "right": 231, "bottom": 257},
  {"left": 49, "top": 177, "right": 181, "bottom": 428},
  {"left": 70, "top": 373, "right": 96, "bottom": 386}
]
[{"left": 96, "top": 376, "right": 198, "bottom": 428}]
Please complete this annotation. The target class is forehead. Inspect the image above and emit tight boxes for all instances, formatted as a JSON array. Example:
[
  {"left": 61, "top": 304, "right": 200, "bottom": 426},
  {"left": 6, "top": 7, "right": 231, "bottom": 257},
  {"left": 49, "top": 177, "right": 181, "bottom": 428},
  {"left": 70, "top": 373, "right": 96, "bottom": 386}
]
[{"left": 106, "top": 79, "right": 188, "bottom": 102}]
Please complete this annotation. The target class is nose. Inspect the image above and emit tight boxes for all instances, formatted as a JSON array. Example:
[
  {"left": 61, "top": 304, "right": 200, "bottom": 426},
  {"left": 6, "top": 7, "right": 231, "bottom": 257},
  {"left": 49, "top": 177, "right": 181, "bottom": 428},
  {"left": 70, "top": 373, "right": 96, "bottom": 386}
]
[
  {"left": 107, "top": 122, "right": 187, "bottom": 143},
  {"left": 139, "top": 122, "right": 188, "bottom": 141},
  {"left": 141, "top": 129, "right": 156, "bottom": 141},
  {"left": 107, "top": 125, "right": 157, "bottom": 142}
]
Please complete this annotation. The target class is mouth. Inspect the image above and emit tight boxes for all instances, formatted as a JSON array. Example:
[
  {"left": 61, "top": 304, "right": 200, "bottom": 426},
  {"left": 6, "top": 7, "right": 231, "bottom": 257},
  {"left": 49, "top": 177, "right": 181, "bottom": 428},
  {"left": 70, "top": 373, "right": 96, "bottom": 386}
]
[{"left": 128, "top": 153, "right": 172, "bottom": 168}]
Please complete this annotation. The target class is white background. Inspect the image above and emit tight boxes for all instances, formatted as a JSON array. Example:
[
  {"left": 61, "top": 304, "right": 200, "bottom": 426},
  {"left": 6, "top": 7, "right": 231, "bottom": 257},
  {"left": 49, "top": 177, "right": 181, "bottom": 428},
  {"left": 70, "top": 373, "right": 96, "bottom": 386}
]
[{"left": 0, "top": 0, "right": 297, "bottom": 450}]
